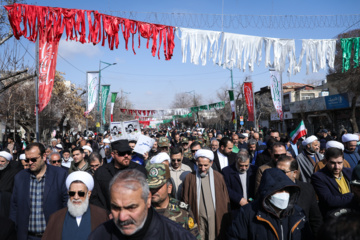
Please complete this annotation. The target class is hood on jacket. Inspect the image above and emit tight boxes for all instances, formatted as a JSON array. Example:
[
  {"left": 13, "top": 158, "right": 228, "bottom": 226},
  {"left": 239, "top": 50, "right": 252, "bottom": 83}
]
[{"left": 258, "top": 168, "right": 300, "bottom": 217}]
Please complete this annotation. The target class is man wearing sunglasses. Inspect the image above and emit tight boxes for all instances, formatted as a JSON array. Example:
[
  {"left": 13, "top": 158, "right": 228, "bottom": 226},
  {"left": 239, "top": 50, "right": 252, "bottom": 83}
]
[
  {"left": 43, "top": 171, "right": 108, "bottom": 240},
  {"left": 10, "top": 143, "right": 68, "bottom": 240},
  {"left": 49, "top": 152, "right": 69, "bottom": 171},
  {"left": 254, "top": 142, "right": 288, "bottom": 195},
  {"left": 169, "top": 147, "right": 192, "bottom": 200},
  {"left": 90, "top": 139, "right": 147, "bottom": 211}
]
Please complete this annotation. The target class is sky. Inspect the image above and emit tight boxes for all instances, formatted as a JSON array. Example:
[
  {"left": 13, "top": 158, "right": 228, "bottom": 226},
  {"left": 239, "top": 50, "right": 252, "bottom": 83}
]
[{"left": 5, "top": 0, "right": 360, "bottom": 109}]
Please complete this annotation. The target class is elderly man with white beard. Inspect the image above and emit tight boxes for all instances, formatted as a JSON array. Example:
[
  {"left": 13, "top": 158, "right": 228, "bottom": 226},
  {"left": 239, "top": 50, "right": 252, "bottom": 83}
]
[
  {"left": 42, "top": 171, "right": 108, "bottom": 240},
  {"left": 182, "top": 149, "right": 231, "bottom": 240},
  {"left": 296, "top": 135, "right": 323, "bottom": 183}
]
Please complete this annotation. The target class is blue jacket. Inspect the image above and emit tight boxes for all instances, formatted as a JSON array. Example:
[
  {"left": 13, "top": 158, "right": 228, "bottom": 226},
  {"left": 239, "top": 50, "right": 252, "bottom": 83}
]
[
  {"left": 222, "top": 163, "right": 258, "bottom": 211},
  {"left": 10, "top": 165, "right": 68, "bottom": 240},
  {"left": 311, "top": 167, "right": 353, "bottom": 217},
  {"left": 227, "top": 168, "right": 313, "bottom": 240},
  {"left": 343, "top": 147, "right": 360, "bottom": 169}
]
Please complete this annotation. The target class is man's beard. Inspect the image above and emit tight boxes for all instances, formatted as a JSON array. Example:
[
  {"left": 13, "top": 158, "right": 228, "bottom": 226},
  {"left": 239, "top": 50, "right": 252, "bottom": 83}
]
[
  {"left": 200, "top": 172, "right": 208, "bottom": 178},
  {"left": 0, "top": 162, "right": 9, "bottom": 171},
  {"left": 67, "top": 196, "right": 89, "bottom": 217}
]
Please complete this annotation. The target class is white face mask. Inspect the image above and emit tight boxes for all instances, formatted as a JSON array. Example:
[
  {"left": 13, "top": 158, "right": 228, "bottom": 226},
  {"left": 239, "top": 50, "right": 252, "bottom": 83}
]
[{"left": 269, "top": 192, "right": 290, "bottom": 210}]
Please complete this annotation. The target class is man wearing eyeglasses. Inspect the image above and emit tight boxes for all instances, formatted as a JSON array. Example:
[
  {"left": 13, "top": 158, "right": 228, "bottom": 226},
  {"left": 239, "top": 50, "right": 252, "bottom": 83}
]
[
  {"left": 42, "top": 171, "right": 108, "bottom": 240},
  {"left": 10, "top": 143, "right": 68, "bottom": 240},
  {"left": 49, "top": 152, "right": 69, "bottom": 171},
  {"left": 254, "top": 142, "right": 288, "bottom": 195},
  {"left": 90, "top": 139, "right": 147, "bottom": 212},
  {"left": 169, "top": 147, "right": 192, "bottom": 200},
  {"left": 276, "top": 156, "right": 322, "bottom": 238}
]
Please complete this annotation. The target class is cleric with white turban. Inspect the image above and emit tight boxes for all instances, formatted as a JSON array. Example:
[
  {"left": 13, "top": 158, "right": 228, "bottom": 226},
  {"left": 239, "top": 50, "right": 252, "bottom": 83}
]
[
  {"left": 326, "top": 141, "right": 344, "bottom": 151},
  {"left": 66, "top": 171, "right": 94, "bottom": 191},
  {"left": 150, "top": 152, "right": 170, "bottom": 165},
  {"left": 195, "top": 149, "right": 214, "bottom": 161},
  {"left": 0, "top": 151, "right": 13, "bottom": 161},
  {"left": 342, "top": 134, "right": 360, "bottom": 169},
  {"left": 42, "top": 171, "right": 108, "bottom": 239}
]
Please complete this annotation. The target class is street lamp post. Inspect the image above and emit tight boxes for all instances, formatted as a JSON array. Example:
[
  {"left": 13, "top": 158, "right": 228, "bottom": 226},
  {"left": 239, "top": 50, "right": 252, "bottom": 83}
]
[
  {"left": 217, "top": 63, "right": 236, "bottom": 131},
  {"left": 98, "top": 61, "right": 116, "bottom": 133},
  {"left": 186, "top": 90, "right": 197, "bottom": 123}
]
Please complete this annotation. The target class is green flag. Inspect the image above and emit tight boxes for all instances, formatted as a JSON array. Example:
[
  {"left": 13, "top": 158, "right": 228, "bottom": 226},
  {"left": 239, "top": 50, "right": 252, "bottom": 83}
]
[{"left": 101, "top": 85, "right": 110, "bottom": 125}]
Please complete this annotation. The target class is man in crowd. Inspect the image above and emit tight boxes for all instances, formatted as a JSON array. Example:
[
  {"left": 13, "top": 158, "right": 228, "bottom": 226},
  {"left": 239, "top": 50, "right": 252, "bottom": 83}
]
[
  {"left": 238, "top": 134, "right": 248, "bottom": 150},
  {"left": 69, "top": 147, "right": 91, "bottom": 174},
  {"left": 213, "top": 137, "right": 236, "bottom": 173},
  {"left": 183, "top": 141, "right": 202, "bottom": 171},
  {"left": 311, "top": 147, "right": 353, "bottom": 217},
  {"left": 314, "top": 141, "right": 351, "bottom": 172},
  {"left": 49, "top": 152, "right": 69, "bottom": 171},
  {"left": 297, "top": 135, "right": 323, "bottom": 182},
  {"left": 82, "top": 145, "right": 92, "bottom": 157},
  {"left": 269, "top": 129, "right": 281, "bottom": 142},
  {"left": 342, "top": 133, "right": 360, "bottom": 169},
  {"left": 89, "top": 152, "right": 103, "bottom": 175},
  {"left": 10, "top": 143, "right": 68, "bottom": 239},
  {"left": 42, "top": 171, "right": 108, "bottom": 240},
  {"left": 227, "top": 168, "right": 313, "bottom": 239},
  {"left": 232, "top": 134, "right": 240, "bottom": 149},
  {"left": 0, "top": 151, "right": 23, "bottom": 193},
  {"left": 88, "top": 169, "right": 196, "bottom": 239},
  {"left": 248, "top": 139, "right": 257, "bottom": 165},
  {"left": 90, "top": 140, "right": 147, "bottom": 211},
  {"left": 148, "top": 140, "right": 159, "bottom": 159},
  {"left": 61, "top": 149, "right": 73, "bottom": 168},
  {"left": 222, "top": 149, "right": 258, "bottom": 212},
  {"left": 4, "top": 136, "right": 20, "bottom": 160},
  {"left": 147, "top": 163, "right": 200, "bottom": 239},
  {"left": 211, "top": 139, "right": 219, "bottom": 152},
  {"left": 172, "top": 133, "right": 181, "bottom": 148},
  {"left": 158, "top": 137, "right": 171, "bottom": 154},
  {"left": 254, "top": 142, "right": 287, "bottom": 195},
  {"left": 20, "top": 153, "right": 30, "bottom": 169},
  {"left": 255, "top": 138, "right": 278, "bottom": 167},
  {"left": 182, "top": 137, "right": 192, "bottom": 160},
  {"left": 276, "top": 156, "right": 323, "bottom": 237},
  {"left": 182, "top": 149, "right": 231, "bottom": 239},
  {"left": 169, "top": 147, "right": 192, "bottom": 199}
]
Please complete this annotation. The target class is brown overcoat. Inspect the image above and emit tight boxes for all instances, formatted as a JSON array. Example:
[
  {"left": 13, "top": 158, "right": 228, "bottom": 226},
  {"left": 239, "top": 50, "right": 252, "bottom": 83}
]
[
  {"left": 182, "top": 171, "right": 231, "bottom": 239},
  {"left": 42, "top": 204, "right": 108, "bottom": 240}
]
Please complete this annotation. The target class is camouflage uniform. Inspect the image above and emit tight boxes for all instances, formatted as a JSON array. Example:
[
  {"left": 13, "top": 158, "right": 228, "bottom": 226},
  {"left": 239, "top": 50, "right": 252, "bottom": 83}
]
[
  {"left": 146, "top": 164, "right": 200, "bottom": 239},
  {"left": 158, "top": 137, "right": 170, "bottom": 155},
  {"left": 156, "top": 198, "right": 201, "bottom": 239},
  {"left": 182, "top": 137, "right": 192, "bottom": 159}
]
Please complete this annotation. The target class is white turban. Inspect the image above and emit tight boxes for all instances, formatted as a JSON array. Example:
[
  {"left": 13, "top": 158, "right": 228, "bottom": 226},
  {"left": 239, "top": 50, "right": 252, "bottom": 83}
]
[
  {"left": 103, "top": 138, "right": 110, "bottom": 144},
  {"left": 66, "top": 171, "right": 94, "bottom": 191},
  {"left": 242, "top": 133, "right": 249, "bottom": 138},
  {"left": 0, "top": 151, "right": 12, "bottom": 161},
  {"left": 55, "top": 144, "right": 63, "bottom": 149},
  {"left": 19, "top": 154, "right": 26, "bottom": 160},
  {"left": 82, "top": 146, "right": 93, "bottom": 153},
  {"left": 326, "top": 141, "right": 344, "bottom": 151},
  {"left": 302, "top": 135, "right": 318, "bottom": 146},
  {"left": 195, "top": 149, "right": 214, "bottom": 161},
  {"left": 150, "top": 152, "right": 170, "bottom": 164},
  {"left": 342, "top": 134, "right": 359, "bottom": 143},
  {"left": 51, "top": 138, "right": 57, "bottom": 142}
]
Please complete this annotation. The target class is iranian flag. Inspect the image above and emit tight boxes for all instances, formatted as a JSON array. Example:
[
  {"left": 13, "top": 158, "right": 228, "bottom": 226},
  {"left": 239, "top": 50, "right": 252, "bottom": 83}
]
[
  {"left": 290, "top": 120, "right": 307, "bottom": 144},
  {"left": 110, "top": 92, "right": 117, "bottom": 122}
]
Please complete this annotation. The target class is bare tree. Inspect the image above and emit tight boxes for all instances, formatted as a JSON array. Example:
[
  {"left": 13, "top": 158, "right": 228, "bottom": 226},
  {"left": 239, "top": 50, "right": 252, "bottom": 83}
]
[{"left": 171, "top": 92, "right": 192, "bottom": 108}]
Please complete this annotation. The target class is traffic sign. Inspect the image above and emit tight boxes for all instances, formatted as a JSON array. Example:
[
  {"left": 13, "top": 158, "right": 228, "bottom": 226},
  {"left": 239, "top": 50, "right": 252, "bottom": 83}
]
[
  {"left": 240, "top": 121, "right": 244, "bottom": 125},
  {"left": 96, "top": 122, "right": 100, "bottom": 127}
]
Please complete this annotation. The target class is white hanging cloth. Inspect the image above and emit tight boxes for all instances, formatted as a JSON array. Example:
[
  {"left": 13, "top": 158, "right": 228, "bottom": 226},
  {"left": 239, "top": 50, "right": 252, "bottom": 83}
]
[
  {"left": 264, "top": 38, "right": 296, "bottom": 74},
  {"left": 218, "top": 33, "right": 263, "bottom": 71},
  {"left": 294, "top": 39, "right": 336, "bottom": 74},
  {"left": 176, "top": 27, "right": 222, "bottom": 66}
]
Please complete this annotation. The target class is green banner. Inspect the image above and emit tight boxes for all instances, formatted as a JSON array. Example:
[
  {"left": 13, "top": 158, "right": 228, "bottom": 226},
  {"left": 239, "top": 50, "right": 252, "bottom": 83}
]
[
  {"left": 199, "top": 105, "right": 208, "bottom": 111},
  {"left": 191, "top": 107, "right": 199, "bottom": 112},
  {"left": 163, "top": 119, "right": 172, "bottom": 124},
  {"left": 209, "top": 101, "right": 225, "bottom": 109},
  {"left": 101, "top": 85, "right": 110, "bottom": 125},
  {"left": 173, "top": 113, "right": 192, "bottom": 119}
]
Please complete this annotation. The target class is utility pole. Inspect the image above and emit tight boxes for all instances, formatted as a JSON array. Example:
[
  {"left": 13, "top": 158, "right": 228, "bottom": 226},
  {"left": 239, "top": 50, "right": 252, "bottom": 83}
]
[
  {"left": 35, "top": 34, "right": 39, "bottom": 142},
  {"left": 186, "top": 90, "right": 197, "bottom": 123},
  {"left": 98, "top": 61, "right": 116, "bottom": 133}
]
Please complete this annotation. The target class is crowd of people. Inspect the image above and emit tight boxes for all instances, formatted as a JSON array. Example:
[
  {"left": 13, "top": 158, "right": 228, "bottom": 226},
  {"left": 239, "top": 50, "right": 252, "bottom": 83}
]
[{"left": 0, "top": 126, "right": 360, "bottom": 240}]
